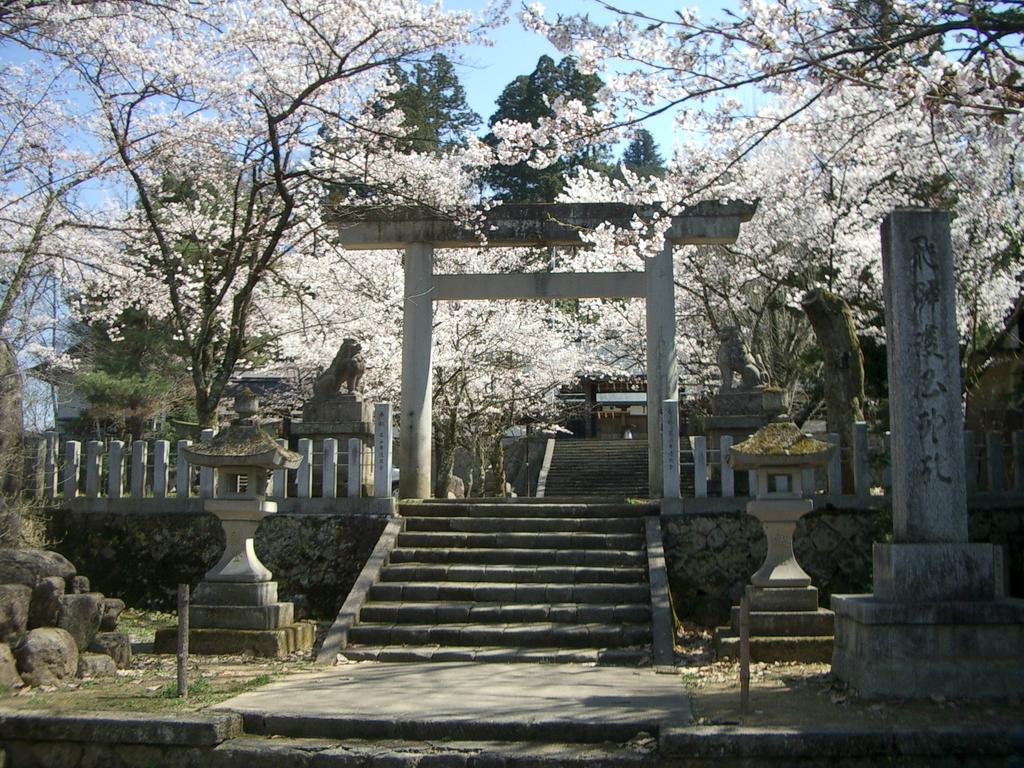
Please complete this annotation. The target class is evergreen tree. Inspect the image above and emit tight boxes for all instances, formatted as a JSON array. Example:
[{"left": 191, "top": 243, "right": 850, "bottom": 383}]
[
  {"left": 483, "top": 55, "right": 612, "bottom": 202},
  {"left": 620, "top": 129, "right": 665, "bottom": 178},
  {"left": 385, "top": 53, "right": 481, "bottom": 153}
]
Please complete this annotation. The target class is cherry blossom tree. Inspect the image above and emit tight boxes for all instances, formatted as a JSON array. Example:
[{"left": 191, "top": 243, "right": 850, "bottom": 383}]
[{"left": 2, "top": 0, "right": 506, "bottom": 426}]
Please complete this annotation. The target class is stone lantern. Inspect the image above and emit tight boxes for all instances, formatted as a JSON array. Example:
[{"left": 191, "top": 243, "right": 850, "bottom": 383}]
[
  {"left": 713, "top": 421, "right": 836, "bottom": 662},
  {"left": 154, "top": 391, "right": 314, "bottom": 657}
]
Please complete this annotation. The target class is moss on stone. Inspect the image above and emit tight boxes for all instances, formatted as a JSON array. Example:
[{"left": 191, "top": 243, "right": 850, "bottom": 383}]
[{"left": 733, "top": 422, "right": 830, "bottom": 457}]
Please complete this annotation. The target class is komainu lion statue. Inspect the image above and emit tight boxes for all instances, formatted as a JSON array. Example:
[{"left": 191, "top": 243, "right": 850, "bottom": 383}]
[
  {"left": 313, "top": 338, "right": 365, "bottom": 398},
  {"left": 716, "top": 326, "right": 768, "bottom": 391}
]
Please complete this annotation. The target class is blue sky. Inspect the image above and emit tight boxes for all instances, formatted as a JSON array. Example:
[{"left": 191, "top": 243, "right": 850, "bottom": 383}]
[{"left": 446, "top": 0, "right": 743, "bottom": 156}]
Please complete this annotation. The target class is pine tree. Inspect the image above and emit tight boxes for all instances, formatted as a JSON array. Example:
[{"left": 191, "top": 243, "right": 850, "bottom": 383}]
[
  {"left": 483, "top": 55, "right": 612, "bottom": 202},
  {"left": 620, "top": 129, "right": 665, "bottom": 177},
  {"left": 385, "top": 53, "right": 481, "bottom": 153}
]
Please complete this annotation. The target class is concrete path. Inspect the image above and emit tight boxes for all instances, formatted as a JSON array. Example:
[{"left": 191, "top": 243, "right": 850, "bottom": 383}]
[{"left": 214, "top": 662, "right": 691, "bottom": 743}]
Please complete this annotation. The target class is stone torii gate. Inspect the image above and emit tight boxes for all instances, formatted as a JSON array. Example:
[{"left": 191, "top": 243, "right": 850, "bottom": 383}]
[{"left": 334, "top": 202, "right": 756, "bottom": 499}]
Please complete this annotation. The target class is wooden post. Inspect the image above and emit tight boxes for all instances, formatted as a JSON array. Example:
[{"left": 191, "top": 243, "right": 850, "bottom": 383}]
[
  {"left": 175, "top": 440, "right": 192, "bottom": 499},
  {"left": 825, "top": 432, "right": 841, "bottom": 496},
  {"left": 272, "top": 439, "right": 288, "bottom": 498},
  {"left": 84, "top": 440, "right": 103, "bottom": 499},
  {"left": 63, "top": 441, "right": 81, "bottom": 499},
  {"left": 882, "top": 431, "right": 892, "bottom": 494},
  {"left": 199, "top": 429, "right": 215, "bottom": 498},
  {"left": 739, "top": 591, "right": 750, "bottom": 714},
  {"left": 130, "top": 440, "right": 148, "bottom": 498},
  {"left": 322, "top": 438, "right": 338, "bottom": 499},
  {"left": 108, "top": 441, "right": 125, "bottom": 499},
  {"left": 43, "top": 431, "right": 58, "bottom": 499},
  {"left": 720, "top": 435, "right": 734, "bottom": 498},
  {"left": 853, "top": 421, "right": 870, "bottom": 498},
  {"left": 297, "top": 438, "right": 312, "bottom": 499},
  {"left": 693, "top": 435, "right": 708, "bottom": 498},
  {"left": 177, "top": 583, "right": 189, "bottom": 698}
]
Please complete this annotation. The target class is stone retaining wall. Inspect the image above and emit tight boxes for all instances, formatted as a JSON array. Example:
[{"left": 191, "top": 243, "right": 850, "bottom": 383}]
[
  {"left": 46, "top": 510, "right": 388, "bottom": 619},
  {"left": 663, "top": 506, "right": 1024, "bottom": 626},
  {"left": 46, "top": 505, "right": 1021, "bottom": 627}
]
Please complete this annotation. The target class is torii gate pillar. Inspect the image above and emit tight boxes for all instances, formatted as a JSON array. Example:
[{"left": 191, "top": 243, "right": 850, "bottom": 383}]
[
  {"left": 645, "top": 240, "right": 678, "bottom": 495},
  {"left": 399, "top": 242, "right": 435, "bottom": 499}
]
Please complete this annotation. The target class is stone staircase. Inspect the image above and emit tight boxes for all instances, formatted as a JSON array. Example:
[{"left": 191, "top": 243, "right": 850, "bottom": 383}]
[
  {"left": 337, "top": 501, "right": 659, "bottom": 664},
  {"left": 542, "top": 439, "right": 649, "bottom": 498}
]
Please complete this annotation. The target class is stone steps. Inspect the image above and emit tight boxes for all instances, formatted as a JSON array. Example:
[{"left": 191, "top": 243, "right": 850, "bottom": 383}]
[
  {"left": 338, "top": 501, "right": 655, "bottom": 664},
  {"left": 406, "top": 501, "right": 658, "bottom": 518},
  {"left": 404, "top": 516, "right": 642, "bottom": 533},
  {"left": 388, "top": 547, "right": 646, "bottom": 567},
  {"left": 378, "top": 564, "right": 648, "bottom": 584},
  {"left": 359, "top": 601, "right": 651, "bottom": 624},
  {"left": 542, "top": 441, "right": 650, "bottom": 498},
  {"left": 338, "top": 646, "right": 651, "bottom": 665},
  {"left": 396, "top": 531, "right": 645, "bottom": 550},
  {"left": 368, "top": 581, "right": 650, "bottom": 604}
]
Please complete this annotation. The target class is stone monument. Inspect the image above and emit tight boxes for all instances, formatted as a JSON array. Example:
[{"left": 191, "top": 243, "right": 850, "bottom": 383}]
[
  {"left": 831, "top": 209, "right": 1024, "bottom": 698},
  {"left": 154, "top": 392, "right": 314, "bottom": 657},
  {"left": 292, "top": 338, "right": 374, "bottom": 495},
  {"left": 714, "top": 422, "right": 835, "bottom": 661},
  {"left": 706, "top": 326, "right": 788, "bottom": 492}
]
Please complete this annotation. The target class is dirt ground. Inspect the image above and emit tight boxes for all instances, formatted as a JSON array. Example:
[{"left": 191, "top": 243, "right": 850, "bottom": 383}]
[{"left": 1, "top": 611, "right": 1021, "bottom": 730}]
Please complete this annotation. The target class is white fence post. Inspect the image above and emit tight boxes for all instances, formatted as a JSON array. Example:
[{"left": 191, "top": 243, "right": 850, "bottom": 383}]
[
  {"left": 63, "top": 440, "right": 80, "bottom": 499},
  {"left": 84, "top": 440, "right": 102, "bottom": 498},
  {"left": 199, "top": 428, "right": 215, "bottom": 498},
  {"left": 131, "top": 440, "right": 148, "bottom": 498},
  {"left": 44, "top": 431, "right": 58, "bottom": 499},
  {"left": 692, "top": 435, "right": 707, "bottom": 499},
  {"left": 297, "top": 438, "right": 313, "bottom": 499},
  {"left": 826, "top": 432, "right": 841, "bottom": 496},
  {"left": 175, "top": 440, "right": 192, "bottom": 499},
  {"left": 108, "top": 441, "right": 124, "bottom": 499},
  {"left": 153, "top": 440, "right": 170, "bottom": 498},
  {"left": 963, "top": 430, "right": 977, "bottom": 498},
  {"left": 853, "top": 421, "right": 870, "bottom": 498},
  {"left": 661, "top": 400, "right": 680, "bottom": 500},
  {"left": 322, "top": 438, "right": 338, "bottom": 499},
  {"left": 272, "top": 438, "right": 288, "bottom": 498},
  {"left": 986, "top": 430, "right": 1004, "bottom": 495},
  {"left": 720, "top": 435, "right": 734, "bottom": 498},
  {"left": 348, "top": 438, "right": 362, "bottom": 499}
]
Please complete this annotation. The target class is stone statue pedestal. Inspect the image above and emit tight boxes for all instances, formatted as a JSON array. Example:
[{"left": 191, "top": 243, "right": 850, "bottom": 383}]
[{"left": 293, "top": 394, "right": 374, "bottom": 495}]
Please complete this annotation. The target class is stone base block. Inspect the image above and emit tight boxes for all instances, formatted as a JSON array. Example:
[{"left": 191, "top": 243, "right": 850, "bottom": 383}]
[
  {"left": 714, "top": 633, "right": 833, "bottom": 663},
  {"left": 831, "top": 594, "right": 1024, "bottom": 699},
  {"left": 192, "top": 581, "right": 279, "bottom": 607},
  {"left": 728, "top": 607, "right": 834, "bottom": 636},
  {"left": 190, "top": 602, "right": 294, "bottom": 631},
  {"left": 746, "top": 585, "right": 819, "bottom": 612},
  {"left": 873, "top": 543, "right": 997, "bottom": 601},
  {"left": 153, "top": 622, "right": 314, "bottom": 658}
]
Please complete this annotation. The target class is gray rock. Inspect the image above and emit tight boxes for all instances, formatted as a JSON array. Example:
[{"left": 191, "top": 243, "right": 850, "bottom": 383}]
[
  {"left": 100, "top": 598, "right": 125, "bottom": 632},
  {"left": 28, "top": 576, "right": 64, "bottom": 629},
  {"left": 0, "top": 549, "right": 75, "bottom": 587},
  {"left": 66, "top": 575, "right": 90, "bottom": 595},
  {"left": 88, "top": 632, "right": 132, "bottom": 668},
  {"left": 76, "top": 652, "right": 116, "bottom": 679},
  {"left": 15, "top": 627, "right": 78, "bottom": 686},
  {"left": 0, "top": 642, "right": 19, "bottom": 688},
  {"left": 56, "top": 593, "right": 104, "bottom": 650},
  {"left": 0, "top": 584, "right": 31, "bottom": 644}
]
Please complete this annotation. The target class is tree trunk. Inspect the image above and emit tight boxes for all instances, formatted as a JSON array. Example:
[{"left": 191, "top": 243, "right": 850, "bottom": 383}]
[
  {"left": 0, "top": 340, "right": 23, "bottom": 497},
  {"left": 801, "top": 289, "right": 865, "bottom": 493}
]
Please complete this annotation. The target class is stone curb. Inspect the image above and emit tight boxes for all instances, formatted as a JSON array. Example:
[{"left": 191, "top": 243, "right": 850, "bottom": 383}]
[
  {"left": 660, "top": 725, "right": 1024, "bottom": 759},
  {"left": 645, "top": 516, "right": 674, "bottom": 668},
  {"left": 316, "top": 517, "right": 405, "bottom": 663},
  {"left": 236, "top": 710, "right": 673, "bottom": 744},
  {"left": 0, "top": 709, "right": 243, "bottom": 746}
]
